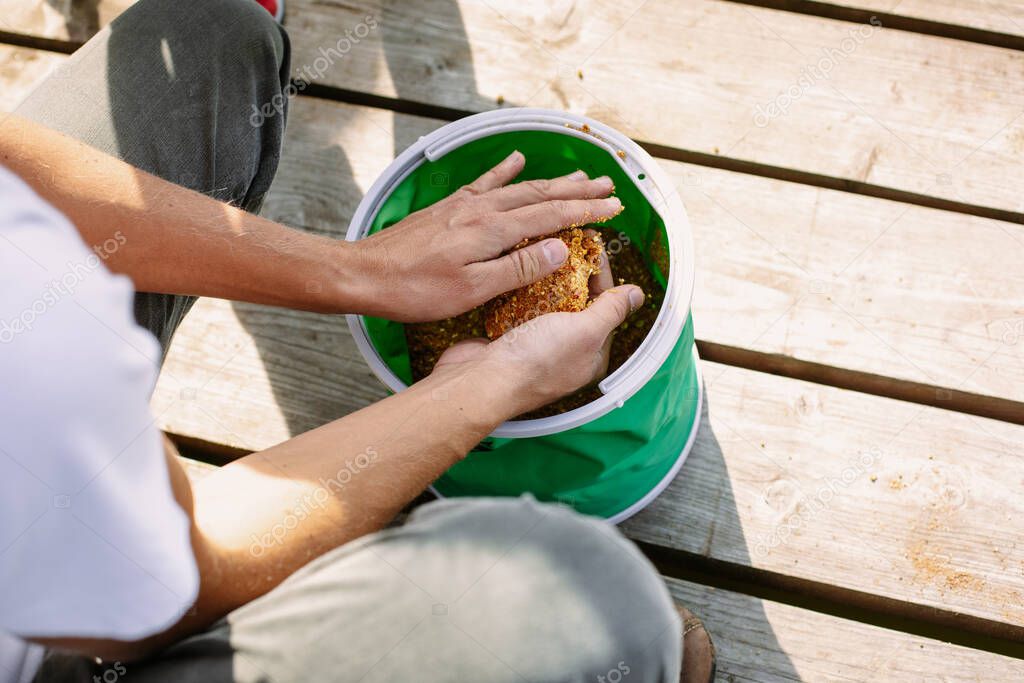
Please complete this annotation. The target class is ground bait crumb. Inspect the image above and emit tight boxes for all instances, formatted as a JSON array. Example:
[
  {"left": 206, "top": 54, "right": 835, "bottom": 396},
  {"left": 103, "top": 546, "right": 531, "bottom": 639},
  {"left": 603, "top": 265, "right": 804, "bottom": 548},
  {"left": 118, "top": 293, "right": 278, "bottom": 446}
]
[{"left": 405, "top": 225, "right": 666, "bottom": 419}]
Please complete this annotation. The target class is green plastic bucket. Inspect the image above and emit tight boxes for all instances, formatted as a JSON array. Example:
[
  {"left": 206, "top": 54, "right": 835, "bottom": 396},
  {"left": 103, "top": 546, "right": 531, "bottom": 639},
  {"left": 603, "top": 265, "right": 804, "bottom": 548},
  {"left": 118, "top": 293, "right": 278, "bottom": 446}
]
[{"left": 346, "top": 109, "right": 701, "bottom": 523}]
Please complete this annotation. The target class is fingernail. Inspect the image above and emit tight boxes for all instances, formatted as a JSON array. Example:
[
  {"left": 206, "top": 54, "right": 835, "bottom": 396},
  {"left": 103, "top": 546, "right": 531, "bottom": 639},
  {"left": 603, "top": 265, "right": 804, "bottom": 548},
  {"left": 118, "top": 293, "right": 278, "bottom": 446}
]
[
  {"left": 507, "top": 150, "right": 524, "bottom": 163},
  {"left": 567, "top": 170, "right": 587, "bottom": 181},
  {"left": 601, "top": 197, "right": 622, "bottom": 213},
  {"left": 628, "top": 288, "right": 645, "bottom": 310},
  {"left": 595, "top": 175, "right": 612, "bottom": 186},
  {"left": 543, "top": 239, "right": 568, "bottom": 266}
]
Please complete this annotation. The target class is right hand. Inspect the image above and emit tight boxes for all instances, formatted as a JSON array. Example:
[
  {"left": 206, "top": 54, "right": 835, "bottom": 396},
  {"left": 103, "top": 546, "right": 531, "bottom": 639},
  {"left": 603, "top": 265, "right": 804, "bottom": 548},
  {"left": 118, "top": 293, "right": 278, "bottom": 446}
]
[{"left": 347, "top": 151, "right": 621, "bottom": 322}]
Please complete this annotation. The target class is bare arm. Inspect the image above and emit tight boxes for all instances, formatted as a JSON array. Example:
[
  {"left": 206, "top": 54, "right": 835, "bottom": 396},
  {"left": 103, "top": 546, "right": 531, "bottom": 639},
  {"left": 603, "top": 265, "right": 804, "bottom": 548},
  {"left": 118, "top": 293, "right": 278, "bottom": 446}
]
[
  {"left": 0, "top": 115, "right": 359, "bottom": 313},
  {"left": 0, "top": 115, "right": 620, "bottom": 321}
]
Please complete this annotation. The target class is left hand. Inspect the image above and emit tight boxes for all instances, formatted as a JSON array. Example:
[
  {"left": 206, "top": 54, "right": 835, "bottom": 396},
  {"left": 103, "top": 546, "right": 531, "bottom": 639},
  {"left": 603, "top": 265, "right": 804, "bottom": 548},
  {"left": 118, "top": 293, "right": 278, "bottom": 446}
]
[{"left": 346, "top": 151, "right": 620, "bottom": 322}]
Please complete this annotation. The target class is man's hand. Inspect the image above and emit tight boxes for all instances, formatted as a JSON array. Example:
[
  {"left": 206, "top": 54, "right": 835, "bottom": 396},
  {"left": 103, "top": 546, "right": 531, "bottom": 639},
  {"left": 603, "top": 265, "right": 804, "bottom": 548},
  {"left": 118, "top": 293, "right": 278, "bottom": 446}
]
[
  {"left": 4, "top": 119, "right": 621, "bottom": 321},
  {"left": 350, "top": 151, "right": 621, "bottom": 322},
  {"left": 432, "top": 245, "right": 644, "bottom": 415}
]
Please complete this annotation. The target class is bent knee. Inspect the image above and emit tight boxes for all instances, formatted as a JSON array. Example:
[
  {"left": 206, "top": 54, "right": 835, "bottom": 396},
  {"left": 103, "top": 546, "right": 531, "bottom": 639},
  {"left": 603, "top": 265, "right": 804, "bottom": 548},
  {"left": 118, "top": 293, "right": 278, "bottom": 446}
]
[
  {"left": 223, "top": 497, "right": 682, "bottom": 682},
  {"left": 405, "top": 497, "right": 683, "bottom": 677},
  {"left": 116, "top": 0, "right": 286, "bottom": 71}
]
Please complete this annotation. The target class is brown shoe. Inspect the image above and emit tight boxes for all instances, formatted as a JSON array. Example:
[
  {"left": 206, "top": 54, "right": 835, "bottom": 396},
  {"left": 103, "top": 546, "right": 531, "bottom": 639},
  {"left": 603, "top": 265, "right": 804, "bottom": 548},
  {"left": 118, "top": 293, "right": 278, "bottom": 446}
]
[{"left": 677, "top": 606, "right": 717, "bottom": 683}]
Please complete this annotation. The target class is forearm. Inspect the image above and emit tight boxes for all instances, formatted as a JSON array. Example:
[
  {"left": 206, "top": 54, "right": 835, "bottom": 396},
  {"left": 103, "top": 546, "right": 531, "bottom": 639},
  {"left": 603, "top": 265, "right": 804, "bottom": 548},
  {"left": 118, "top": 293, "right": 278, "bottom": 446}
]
[
  {"left": 158, "top": 361, "right": 521, "bottom": 648},
  {"left": 0, "top": 115, "right": 368, "bottom": 311}
]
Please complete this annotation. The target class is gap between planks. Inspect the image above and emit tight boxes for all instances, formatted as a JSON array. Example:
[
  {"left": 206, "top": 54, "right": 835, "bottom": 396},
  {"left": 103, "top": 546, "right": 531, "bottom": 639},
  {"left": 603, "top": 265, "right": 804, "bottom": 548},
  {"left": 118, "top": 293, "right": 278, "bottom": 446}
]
[
  {"left": 698, "top": 340, "right": 1024, "bottom": 427},
  {"left": 0, "top": 30, "right": 80, "bottom": 55},
  {"left": 718, "top": 0, "right": 1024, "bottom": 52}
]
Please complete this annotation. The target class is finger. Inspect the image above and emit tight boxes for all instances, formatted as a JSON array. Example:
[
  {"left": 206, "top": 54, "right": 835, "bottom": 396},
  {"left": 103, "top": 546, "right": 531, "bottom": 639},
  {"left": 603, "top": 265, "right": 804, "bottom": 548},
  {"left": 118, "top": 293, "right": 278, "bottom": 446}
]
[
  {"left": 580, "top": 285, "right": 644, "bottom": 333},
  {"left": 461, "top": 150, "right": 525, "bottom": 195},
  {"left": 501, "top": 196, "right": 623, "bottom": 244},
  {"left": 586, "top": 230, "right": 613, "bottom": 298},
  {"left": 487, "top": 174, "right": 614, "bottom": 211},
  {"left": 468, "top": 238, "right": 568, "bottom": 298}
]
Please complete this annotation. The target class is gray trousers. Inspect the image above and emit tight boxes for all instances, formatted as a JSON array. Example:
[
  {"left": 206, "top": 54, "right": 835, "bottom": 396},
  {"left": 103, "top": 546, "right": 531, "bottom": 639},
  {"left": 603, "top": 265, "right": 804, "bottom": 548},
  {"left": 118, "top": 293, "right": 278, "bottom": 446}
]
[{"left": 18, "top": 0, "right": 682, "bottom": 680}]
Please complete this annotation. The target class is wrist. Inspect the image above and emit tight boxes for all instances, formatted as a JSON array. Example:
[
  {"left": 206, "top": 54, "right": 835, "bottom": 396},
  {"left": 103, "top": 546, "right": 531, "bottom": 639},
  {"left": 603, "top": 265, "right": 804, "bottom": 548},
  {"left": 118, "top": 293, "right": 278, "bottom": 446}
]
[
  {"left": 426, "top": 357, "right": 534, "bottom": 430},
  {"left": 312, "top": 238, "right": 377, "bottom": 314}
]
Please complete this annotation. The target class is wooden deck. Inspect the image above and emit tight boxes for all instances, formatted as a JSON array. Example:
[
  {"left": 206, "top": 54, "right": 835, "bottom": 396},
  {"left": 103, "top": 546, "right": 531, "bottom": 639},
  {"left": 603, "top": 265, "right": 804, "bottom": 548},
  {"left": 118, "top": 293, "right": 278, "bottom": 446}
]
[{"left": 5, "top": 1, "right": 1024, "bottom": 679}]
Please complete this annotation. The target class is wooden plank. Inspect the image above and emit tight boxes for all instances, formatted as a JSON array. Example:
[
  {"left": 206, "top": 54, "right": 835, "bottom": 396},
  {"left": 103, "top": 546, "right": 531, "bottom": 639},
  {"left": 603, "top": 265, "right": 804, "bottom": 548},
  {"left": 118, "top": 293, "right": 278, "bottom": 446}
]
[
  {"left": 281, "top": 0, "right": 1024, "bottom": 218},
  {"left": 6, "top": 0, "right": 1024, "bottom": 53},
  {"left": 0, "top": 45, "right": 64, "bottom": 109},
  {"left": 682, "top": 159, "right": 1024, "bottom": 407},
  {"left": 626, "top": 360, "right": 1024, "bottom": 638},
  {"left": 665, "top": 577, "right": 1024, "bottom": 682},
  {"left": 0, "top": 0, "right": 132, "bottom": 44}
]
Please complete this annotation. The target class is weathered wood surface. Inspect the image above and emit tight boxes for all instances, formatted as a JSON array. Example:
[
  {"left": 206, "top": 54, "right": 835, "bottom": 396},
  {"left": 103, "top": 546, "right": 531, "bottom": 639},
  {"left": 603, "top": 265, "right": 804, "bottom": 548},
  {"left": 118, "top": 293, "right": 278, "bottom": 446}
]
[
  {"left": 628, "top": 360, "right": 1024, "bottom": 638},
  {"left": 7, "top": 35, "right": 1024, "bottom": 635},
  {"left": 1, "top": 45, "right": 62, "bottom": 108},
  {"left": 0, "top": 0, "right": 133, "bottom": 43},
  {"left": 9, "top": 0, "right": 1024, "bottom": 48},
  {"left": 280, "top": 0, "right": 1024, "bottom": 217},
  {"left": 665, "top": 577, "right": 1024, "bottom": 682},
  {"left": 7, "top": 1, "right": 1024, "bottom": 667}
]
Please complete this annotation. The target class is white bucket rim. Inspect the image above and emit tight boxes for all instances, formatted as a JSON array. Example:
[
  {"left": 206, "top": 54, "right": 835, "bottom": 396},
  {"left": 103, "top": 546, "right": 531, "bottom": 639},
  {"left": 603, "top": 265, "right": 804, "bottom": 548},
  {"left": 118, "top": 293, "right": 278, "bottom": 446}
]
[{"left": 345, "top": 107, "right": 696, "bottom": 438}]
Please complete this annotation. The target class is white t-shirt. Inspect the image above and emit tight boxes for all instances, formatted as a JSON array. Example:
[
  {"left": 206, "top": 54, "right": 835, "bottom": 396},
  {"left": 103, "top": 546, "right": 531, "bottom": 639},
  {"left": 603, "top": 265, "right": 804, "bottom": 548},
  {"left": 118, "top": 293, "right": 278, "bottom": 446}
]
[{"left": 0, "top": 166, "right": 199, "bottom": 683}]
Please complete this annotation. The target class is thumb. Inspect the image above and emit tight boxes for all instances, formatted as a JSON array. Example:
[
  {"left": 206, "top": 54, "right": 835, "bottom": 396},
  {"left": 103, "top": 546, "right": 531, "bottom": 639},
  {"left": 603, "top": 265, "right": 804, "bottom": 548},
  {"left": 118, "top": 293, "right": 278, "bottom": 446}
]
[
  {"left": 581, "top": 285, "right": 645, "bottom": 332},
  {"left": 482, "top": 237, "right": 568, "bottom": 295},
  {"left": 435, "top": 338, "right": 489, "bottom": 370}
]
